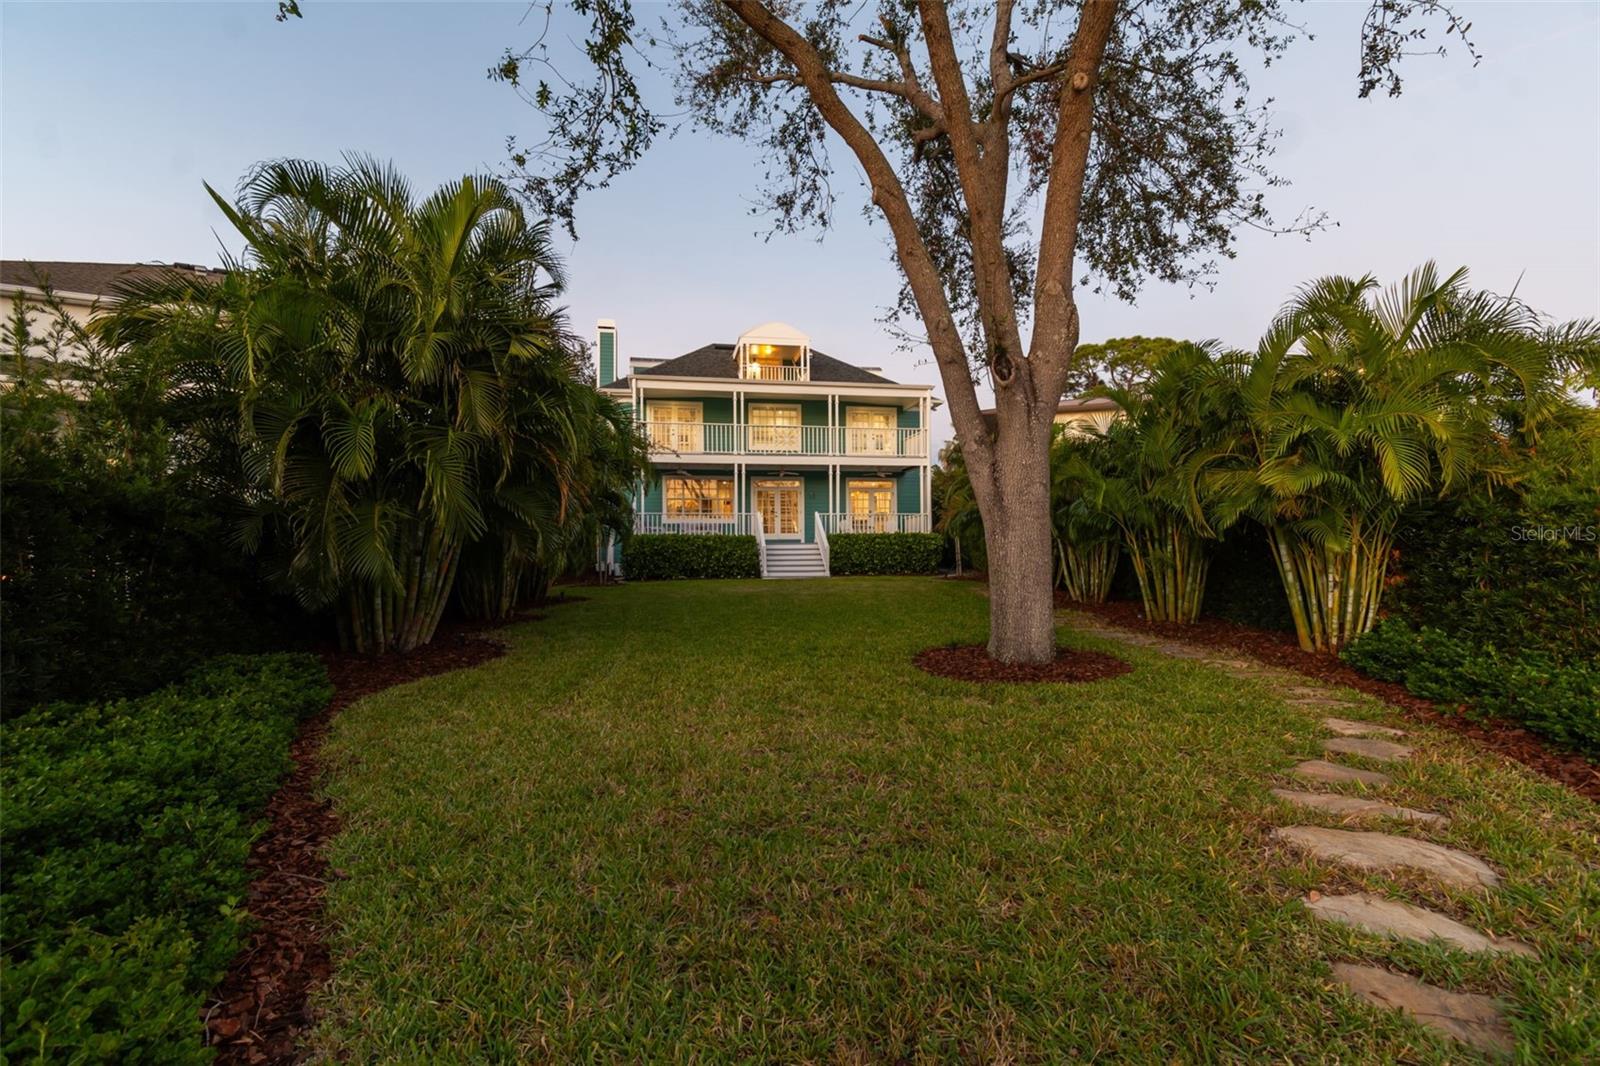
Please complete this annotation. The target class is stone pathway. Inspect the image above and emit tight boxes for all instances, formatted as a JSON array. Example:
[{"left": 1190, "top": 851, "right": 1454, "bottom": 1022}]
[
  {"left": 1060, "top": 609, "right": 1531, "bottom": 1058},
  {"left": 1322, "top": 736, "right": 1413, "bottom": 762},
  {"left": 1331, "top": 964, "right": 1517, "bottom": 1055},
  {"left": 1271, "top": 826, "right": 1502, "bottom": 889},
  {"left": 1306, "top": 893, "right": 1534, "bottom": 957},
  {"left": 1293, "top": 759, "right": 1392, "bottom": 787},
  {"left": 1271, "top": 789, "right": 1447, "bottom": 826}
]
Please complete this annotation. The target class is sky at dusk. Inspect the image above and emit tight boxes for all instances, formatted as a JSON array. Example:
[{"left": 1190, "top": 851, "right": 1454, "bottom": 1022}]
[{"left": 4, "top": 1, "right": 1597, "bottom": 449}]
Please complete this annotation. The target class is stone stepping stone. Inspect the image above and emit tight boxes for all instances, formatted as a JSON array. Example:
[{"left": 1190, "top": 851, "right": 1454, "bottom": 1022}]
[
  {"left": 1293, "top": 759, "right": 1392, "bottom": 787},
  {"left": 1272, "top": 826, "right": 1501, "bottom": 889},
  {"left": 1323, "top": 717, "right": 1405, "bottom": 738},
  {"left": 1330, "top": 963, "right": 1515, "bottom": 1055},
  {"left": 1308, "top": 893, "right": 1534, "bottom": 957},
  {"left": 1271, "top": 789, "right": 1446, "bottom": 826},
  {"left": 1323, "top": 737, "right": 1413, "bottom": 762}
]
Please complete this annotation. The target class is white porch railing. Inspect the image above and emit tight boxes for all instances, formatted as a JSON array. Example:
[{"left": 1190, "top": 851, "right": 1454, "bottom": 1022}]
[
  {"left": 754, "top": 512, "right": 768, "bottom": 576},
  {"left": 641, "top": 421, "right": 928, "bottom": 458},
  {"left": 740, "top": 363, "right": 808, "bottom": 382},
  {"left": 633, "top": 512, "right": 761, "bottom": 535},
  {"left": 814, "top": 511, "right": 830, "bottom": 573},
  {"left": 819, "top": 512, "right": 932, "bottom": 534}
]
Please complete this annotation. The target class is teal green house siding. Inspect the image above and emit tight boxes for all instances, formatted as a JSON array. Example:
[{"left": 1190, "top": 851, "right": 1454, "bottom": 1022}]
[
  {"left": 896, "top": 467, "right": 921, "bottom": 514},
  {"left": 598, "top": 325, "right": 617, "bottom": 386}
]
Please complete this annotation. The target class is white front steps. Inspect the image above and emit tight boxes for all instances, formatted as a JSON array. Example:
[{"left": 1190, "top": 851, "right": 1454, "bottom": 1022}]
[{"left": 763, "top": 541, "right": 829, "bottom": 579}]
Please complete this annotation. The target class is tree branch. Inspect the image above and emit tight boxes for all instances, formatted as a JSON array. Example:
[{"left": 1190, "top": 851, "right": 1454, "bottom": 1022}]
[
  {"left": 1028, "top": 0, "right": 1120, "bottom": 394},
  {"left": 721, "top": 0, "right": 995, "bottom": 458},
  {"left": 917, "top": 0, "right": 1025, "bottom": 388}
]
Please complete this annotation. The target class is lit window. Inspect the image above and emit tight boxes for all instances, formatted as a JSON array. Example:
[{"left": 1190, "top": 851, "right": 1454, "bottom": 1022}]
[
  {"left": 747, "top": 403, "right": 802, "bottom": 451},
  {"left": 664, "top": 477, "right": 734, "bottom": 520}
]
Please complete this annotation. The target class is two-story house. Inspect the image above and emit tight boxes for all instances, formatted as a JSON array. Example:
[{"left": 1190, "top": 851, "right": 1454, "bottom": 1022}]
[{"left": 598, "top": 320, "right": 938, "bottom": 577}]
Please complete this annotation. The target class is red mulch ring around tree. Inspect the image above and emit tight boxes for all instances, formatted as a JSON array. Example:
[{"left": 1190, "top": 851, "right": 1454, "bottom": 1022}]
[
  {"left": 1063, "top": 595, "right": 1600, "bottom": 803},
  {"left": 204, "top": 627, "right": 508, "bottom": 1064},
  {"left": 915, "top": 643, "right": 1132, "bottom": 684}
]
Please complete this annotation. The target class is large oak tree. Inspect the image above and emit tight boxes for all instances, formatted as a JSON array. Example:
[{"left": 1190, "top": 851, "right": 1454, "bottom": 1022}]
[{"left": 490, "top": 0, "right": 1476, "bottom": 662}]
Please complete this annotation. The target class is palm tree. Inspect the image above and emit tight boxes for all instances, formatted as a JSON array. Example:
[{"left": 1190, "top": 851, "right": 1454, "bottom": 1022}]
[
  {"left": 1049, "top": 431, "right": 1120, "bottom": 603},
  {"left": 933, "top": 441, "right": 983, "bottom": 575},
  {"left": 1212, "top": 263, "right": 1591, "bottom": 653},
  {"left": 103, "top": 156, "right": 642, "bottom": 652},
  {"left": 1060, "top": 343, "right": 1235, "bottom": 623}
]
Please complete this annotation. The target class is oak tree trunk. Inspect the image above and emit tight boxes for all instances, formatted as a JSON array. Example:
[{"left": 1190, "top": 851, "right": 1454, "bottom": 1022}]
[{"left": 975, "top": 399, "right": 1058, "bottom": 663}]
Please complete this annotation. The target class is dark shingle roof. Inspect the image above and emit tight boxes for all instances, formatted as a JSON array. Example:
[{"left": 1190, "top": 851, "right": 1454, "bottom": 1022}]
[
  {"left": 1, "top": 260, "right": 222, "bottom": 297},
  {"left": 601, "top": 342, "right": 897, "bottom": 390}
]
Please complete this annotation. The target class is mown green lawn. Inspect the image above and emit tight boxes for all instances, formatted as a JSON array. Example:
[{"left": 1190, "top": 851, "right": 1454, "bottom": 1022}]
[{"left": 312, "top": 578, "right": 1597, "bottom": 1062}]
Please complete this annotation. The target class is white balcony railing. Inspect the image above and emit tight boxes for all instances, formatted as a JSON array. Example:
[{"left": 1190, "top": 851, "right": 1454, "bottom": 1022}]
[
  {"left": 641, "top": 421, "right": 927, "bottom": 458},
  {"left": 634, "top": 511, "right": 762, "bottom": 536},
  {"left": 741, "top": 364, "right": 808, "bottom": 382},
  {"left": 819, "top": 512, "right": 932, "bottom": 534}
]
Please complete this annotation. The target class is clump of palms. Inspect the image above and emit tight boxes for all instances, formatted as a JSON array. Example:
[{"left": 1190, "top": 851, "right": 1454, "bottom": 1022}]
[
  {"left": 1063, "top": 343, "right": 1235, "bottom": 622},
  {"left": 1209, "top": 263, "right": 1593, "bottom": 653},
  {"left": 933, "top": 442, "right": 984, "bottom": 575},
  {"left": 1048, "top": 433, "right": 1119, "bottom": 603},
  {"left": 103, "top": 156, "right": 645, "bottom": 653}
]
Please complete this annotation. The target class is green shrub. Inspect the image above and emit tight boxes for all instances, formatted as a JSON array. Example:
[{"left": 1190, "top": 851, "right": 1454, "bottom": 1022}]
[
  {"left": 0, "top": 653, "right": 331, "bottom": 1059},
  {"left": 1344, "top": 619, "right": 1599, "bottom": 755},
  {"left": 0, "top": 416, "right": 299, "bottom": 714},
  {"left": 622, "top": 534, "right": 760, "bottom": 580},
  {"left": 1389, "top": 488, "right": 1599, "bottom": 664},
  {"left": 1199, "top": 526, "right": 1295, "bottom": 631},
  {"left": 827, "top": 533, "right": 943, "bottom": 575}
]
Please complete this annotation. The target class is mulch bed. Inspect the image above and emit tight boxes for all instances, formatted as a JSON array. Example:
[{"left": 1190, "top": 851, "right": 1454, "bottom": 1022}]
[
  {"left": 203, "top": 628, "right": 507, "bottom": 1064},
  {"left": 915, "top": 643, "right": 1132, "bottom": 684},
  {"left": 1063, "top": 596, "right": 1600, "bottom": 802}
]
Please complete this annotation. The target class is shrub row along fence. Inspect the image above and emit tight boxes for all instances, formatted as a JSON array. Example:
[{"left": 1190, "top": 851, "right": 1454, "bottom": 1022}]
[{"left": 1, "top": 654, "right": 331, "bottom": 1061}]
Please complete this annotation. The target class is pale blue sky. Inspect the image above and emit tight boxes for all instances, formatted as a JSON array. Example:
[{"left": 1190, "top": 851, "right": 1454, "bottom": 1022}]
[{"left": 4, "top": 2, "right": 1597, "bottom": 447}]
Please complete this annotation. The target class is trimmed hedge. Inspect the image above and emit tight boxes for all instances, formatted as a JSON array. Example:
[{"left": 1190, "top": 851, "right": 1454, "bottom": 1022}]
[
  {"left": 1389, "top": 492, "right": 1599, "bottom": 664},
  {"left": 1343, "top": 619, "right": 1599, "bottom": 755},
  {"left": 623, "top": 534, "right": 760, "bottom": 580},
  {"left": 827, "top": 533, "right": 943, "bottom": 575},
  {"left": 1, "top": 653, "right": 332, "bottom": 1061}
]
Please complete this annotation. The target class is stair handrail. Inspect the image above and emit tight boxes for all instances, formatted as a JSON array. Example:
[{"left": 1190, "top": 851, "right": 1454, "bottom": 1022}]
[
  {"left": 814, "top": 511, "right": 830, "bottom": 576},
  {"left": 754, "top": 511, "right": 767, "bottom": 577}
]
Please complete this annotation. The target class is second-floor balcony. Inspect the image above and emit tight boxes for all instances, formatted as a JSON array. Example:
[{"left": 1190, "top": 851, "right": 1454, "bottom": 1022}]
[{"left": 643, "top": 421, "right": 927, "bottom": 459}]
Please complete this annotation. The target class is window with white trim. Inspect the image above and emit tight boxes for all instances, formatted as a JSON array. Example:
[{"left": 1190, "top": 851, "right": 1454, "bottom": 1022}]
[
  {"left": 747, "top": 403, "right": 802, "bottom": 452},
  {"left": 663, "top": 477, "right": 734, "bottom": 521},
  {"left": 846, "top": 478, "right": 896, "bottom": 532},
  {"left": 646, "top": 400, "right": 704, "bottom": 452},
  {"left": 845, "top": 405, "right": 897, "bottom": 455}
]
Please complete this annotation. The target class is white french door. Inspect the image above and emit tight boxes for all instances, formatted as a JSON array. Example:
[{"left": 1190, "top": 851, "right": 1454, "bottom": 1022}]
[
  {"left": 646, "top": 400, "right": 704, "bottom": 452},
  {"left": 747, "top": 403, "right": 802, "bottom": 452},
  {"left": 846, "top": 478, "right": 895, "bottom": 532},
  {"left": 845, "top": 406, "right": 896, "bottom": 455},
  {"left": 754, "top": 478, "right": 803, "bottom": 538}
]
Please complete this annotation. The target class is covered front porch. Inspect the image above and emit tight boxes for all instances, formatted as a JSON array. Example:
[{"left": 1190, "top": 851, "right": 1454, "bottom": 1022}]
[{"left": 631, "top": 463, "right": 930, "bottom": 544}]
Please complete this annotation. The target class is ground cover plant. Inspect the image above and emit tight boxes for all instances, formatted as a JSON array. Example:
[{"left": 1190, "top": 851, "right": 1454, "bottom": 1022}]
[
  {"left": 1, "top": 654, "right": 330, "bottom": 1062},
  {"left": 312, "top": 579, "right": 1597, "bottom": 1061}
]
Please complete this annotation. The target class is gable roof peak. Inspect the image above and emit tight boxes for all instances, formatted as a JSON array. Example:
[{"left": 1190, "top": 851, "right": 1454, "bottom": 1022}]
[{"left": 738, "top": 321, "right": 809, "bottom": 346}]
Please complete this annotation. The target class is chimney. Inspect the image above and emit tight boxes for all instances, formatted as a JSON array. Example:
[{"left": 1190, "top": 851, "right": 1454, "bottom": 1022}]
[{"left": 597, "top": 320, "right": 618, "bottom": 385}]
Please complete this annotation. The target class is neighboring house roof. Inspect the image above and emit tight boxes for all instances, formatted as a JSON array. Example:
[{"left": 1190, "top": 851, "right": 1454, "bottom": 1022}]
[
  {"left": 1, "top": 260, "right": 222, "bottom": 299},
  {"left": 977, "top": 395, "right": 1122, "bottom": 418},
  {"left": 1053, "top": 397, "right": 1121, "bottom": 414},
  {"left": 602, "top": 342, "right": 898, "bottom": 390}
]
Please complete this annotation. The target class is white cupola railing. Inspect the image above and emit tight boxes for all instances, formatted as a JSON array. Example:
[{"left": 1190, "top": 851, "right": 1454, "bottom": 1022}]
[{"left": 735, "top": 321, "right": 810, "bottom": 382}]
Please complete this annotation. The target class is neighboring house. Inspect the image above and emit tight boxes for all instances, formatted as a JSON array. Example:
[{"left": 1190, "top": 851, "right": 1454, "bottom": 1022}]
[
  {"left": 973, "top": 395, "right": 1123, "bottom": 440},
  {"left": 1051, "top": 396, "right": 1122, "bottom": 436},
  {"left": 598, "top": 320, "right": 938, "bottom": 578},
  {"left": 1, "top": 260, "right": 221, "bottom": 377}
]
